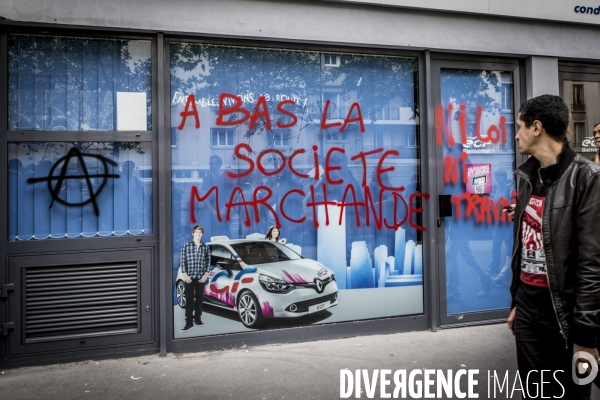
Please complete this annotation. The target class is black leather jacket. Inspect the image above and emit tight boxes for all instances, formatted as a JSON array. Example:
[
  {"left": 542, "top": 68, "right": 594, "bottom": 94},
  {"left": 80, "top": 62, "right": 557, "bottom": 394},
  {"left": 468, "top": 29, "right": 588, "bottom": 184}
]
[{"left": 510, "top": 143, "right": 600, "bottom": 348}]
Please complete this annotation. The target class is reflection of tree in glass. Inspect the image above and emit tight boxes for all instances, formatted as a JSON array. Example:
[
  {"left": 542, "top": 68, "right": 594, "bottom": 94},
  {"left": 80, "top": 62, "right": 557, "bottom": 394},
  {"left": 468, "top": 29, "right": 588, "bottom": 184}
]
[
  {"left": 171, "top": 44, "right": 323, "bottom": 139},
  {"left": 17, "top": 142, "right": 145, "bottom": 163},
  {"left": 440, "top": 69, "right": 501, "bottom": 116},
  {"left": 8, "top": 41, "right": 150, "bottom": 157},
  {"left": 334, "top": 55, "right": 418, "bottom": 123},
  {"left": 170, "top": 44, "right": 419, "bottom": 137},
  {"left": 8, "top": 35, "right": 151, "bottom": 131}
]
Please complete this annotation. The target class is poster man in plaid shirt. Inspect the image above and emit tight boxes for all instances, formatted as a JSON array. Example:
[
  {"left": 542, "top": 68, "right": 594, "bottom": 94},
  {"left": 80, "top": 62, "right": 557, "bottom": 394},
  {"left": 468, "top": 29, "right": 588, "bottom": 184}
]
[{"left": 180, "top": 225, "right": 211, "bottom": 332}]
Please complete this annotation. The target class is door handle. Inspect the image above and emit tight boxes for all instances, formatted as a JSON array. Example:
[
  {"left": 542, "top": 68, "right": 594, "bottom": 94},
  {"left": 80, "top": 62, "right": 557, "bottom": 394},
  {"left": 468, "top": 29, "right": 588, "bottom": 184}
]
[{"left": 438, "top": 194, "right": 452, "bottom": 218}]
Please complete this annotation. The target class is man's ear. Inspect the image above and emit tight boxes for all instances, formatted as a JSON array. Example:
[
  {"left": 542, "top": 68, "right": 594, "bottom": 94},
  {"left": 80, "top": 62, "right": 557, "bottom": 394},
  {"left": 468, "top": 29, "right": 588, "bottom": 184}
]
[{"left": 532, "top": 120, "right": 543, "bottom": 137}]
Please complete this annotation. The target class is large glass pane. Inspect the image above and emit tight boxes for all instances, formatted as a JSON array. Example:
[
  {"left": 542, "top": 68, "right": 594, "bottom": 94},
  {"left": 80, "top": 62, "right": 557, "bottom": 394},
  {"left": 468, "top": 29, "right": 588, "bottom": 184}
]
[
  {"left": 8, "top": 36, "right": 152, "bottom": 131},
  {"left": 439, "top": 69, "right": 515, "bottom": 315},
  {"left": 562, "top": 80, "right": 600, "bottom": 159},
  {"left": 8, "top": 142, "right": 152, "bottom": 240},
  {"left": 171, "top": 44, "right": 422, "bottom": 337}
]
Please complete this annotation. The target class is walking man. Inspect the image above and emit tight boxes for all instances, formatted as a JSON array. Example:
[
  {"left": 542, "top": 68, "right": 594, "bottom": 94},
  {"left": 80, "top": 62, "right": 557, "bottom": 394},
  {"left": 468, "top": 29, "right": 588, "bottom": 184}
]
[
  {"left": 507, "top": 95, "right": 600, "bottom": 398},
  {"left": 180, "top": 225, "right": 211, "bottom": 332}
]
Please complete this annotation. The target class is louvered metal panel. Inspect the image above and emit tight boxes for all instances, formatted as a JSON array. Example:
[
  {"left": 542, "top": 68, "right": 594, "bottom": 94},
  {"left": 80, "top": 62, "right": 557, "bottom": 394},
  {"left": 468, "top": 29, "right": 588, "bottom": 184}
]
[{"left": 24, "top": 262, "right": 139, "bottom": 343}]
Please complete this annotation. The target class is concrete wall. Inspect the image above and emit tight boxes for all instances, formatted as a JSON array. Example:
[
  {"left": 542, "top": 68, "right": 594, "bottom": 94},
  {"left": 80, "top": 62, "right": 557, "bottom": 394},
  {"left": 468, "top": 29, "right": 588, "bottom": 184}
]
[
  {"left": 1, "top": 0, "right": 600, "bottom": 60},
  {"left": 526, "top": 56, "right": 559, "bottom": 98},
  {"left": 324, "top": 0, "right": 600, "bottom": 26}
]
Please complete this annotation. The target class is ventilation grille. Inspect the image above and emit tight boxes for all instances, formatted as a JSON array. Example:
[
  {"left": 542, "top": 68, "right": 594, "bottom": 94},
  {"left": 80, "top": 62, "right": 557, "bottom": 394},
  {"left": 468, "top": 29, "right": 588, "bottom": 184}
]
[{"left": 25, "top": 262, "right": 139, "bottom": 343}]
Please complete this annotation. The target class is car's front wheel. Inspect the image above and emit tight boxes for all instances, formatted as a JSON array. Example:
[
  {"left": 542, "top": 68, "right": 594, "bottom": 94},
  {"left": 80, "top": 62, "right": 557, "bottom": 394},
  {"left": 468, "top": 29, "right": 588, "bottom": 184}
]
[
  {"left": 176, "top": 280, "right": 186, "bottom": 308},
  {"left": 237, "top": 291, "right": 263, "bottom": 329}
]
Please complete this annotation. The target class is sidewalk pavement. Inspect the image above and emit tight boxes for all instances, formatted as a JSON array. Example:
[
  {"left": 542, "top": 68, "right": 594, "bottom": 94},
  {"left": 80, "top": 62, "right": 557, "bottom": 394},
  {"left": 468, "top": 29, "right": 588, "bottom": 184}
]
[{"left": 1, "top": 323, "right": 599, "bottom": 400}]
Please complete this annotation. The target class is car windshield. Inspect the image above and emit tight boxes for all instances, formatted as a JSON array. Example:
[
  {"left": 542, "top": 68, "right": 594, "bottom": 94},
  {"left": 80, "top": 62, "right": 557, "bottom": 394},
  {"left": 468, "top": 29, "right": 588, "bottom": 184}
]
[{"left": 230, "top": 241, "right": 301, "bottom": 265}]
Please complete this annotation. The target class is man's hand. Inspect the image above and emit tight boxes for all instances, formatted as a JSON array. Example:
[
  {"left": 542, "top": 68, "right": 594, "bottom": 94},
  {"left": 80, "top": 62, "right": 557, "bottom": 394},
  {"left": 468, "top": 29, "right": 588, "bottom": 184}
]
[
  {"left": 183, "top": 272, "right": 192, "bottom": 284},
  {"left": 507, "top": 307, "right": 516, "bottom": 330},
  {"left": 199, "top": 273, "right": 209, "bottom": 284},
  {"left": 503, "top": 204, "right": 516, "bottom": 222},
  {"left": 574, "top": 344, "right": 600, "bottom": 374}
]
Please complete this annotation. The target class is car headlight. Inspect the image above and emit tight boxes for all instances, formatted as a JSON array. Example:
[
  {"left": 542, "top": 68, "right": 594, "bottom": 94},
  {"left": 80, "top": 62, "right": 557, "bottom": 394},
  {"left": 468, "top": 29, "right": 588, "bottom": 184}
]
[{"left": 259, "top": 274, "right": 295, "bottom": 293}]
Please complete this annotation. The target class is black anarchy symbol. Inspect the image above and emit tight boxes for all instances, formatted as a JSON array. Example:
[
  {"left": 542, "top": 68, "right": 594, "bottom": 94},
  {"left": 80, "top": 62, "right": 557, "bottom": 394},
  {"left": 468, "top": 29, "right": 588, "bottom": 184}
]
[{"left": 27, "top": 147, "right": 120, "bottom": 216}]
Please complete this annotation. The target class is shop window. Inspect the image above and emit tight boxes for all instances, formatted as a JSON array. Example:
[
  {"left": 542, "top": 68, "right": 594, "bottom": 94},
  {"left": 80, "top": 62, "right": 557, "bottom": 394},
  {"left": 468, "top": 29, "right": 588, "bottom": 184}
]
[
  {"left": 8, "top": 35, "right": 152, "bottom": 131},
  {"left": 572, "top": 84, "right": 586, "bottom": 111},
  {"left": 211, "top": 128, "right": 235, "bottom": 147},
  {"left": 8, "top": 141, "right": 153, "bottom": 241},
  {"left": 170, "top": 43, "right": 421, "bottom": 338}
]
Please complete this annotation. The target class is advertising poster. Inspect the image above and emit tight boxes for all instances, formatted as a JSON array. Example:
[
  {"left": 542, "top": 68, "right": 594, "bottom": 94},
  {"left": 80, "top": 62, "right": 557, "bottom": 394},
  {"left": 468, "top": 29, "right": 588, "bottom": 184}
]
[
  {"left": 170, "top": 44, "right": 425, "bottom": 338},
  {"left": 466, "top": 164, "right": 492, "bottom": 195}
]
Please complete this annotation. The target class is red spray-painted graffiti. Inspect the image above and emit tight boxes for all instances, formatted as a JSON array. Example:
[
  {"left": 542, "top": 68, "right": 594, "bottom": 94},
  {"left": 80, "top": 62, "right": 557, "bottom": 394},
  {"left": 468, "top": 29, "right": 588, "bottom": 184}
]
[
  {"left": 178, "top": 95, "right": 515, "bottom": 231},
  {"left": 178, "top": 93, "right": 366, "bottom": 133},
  {"left": 176, "top": 92, "right": 430, "bottom": 231},
  {"left": 436, "top": 103, "right": 514, "bottom": 223},
  {"left": 188, "top": 144, "right": 429, "bottom": 231}
]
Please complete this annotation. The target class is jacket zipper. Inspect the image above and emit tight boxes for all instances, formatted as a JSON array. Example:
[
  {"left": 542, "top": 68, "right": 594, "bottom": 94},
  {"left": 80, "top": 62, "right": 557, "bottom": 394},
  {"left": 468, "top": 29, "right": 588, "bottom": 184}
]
[
  {"left": 510, "top": 171, "right": 528, "bottom": 267},
  {"left": 536, "top": 169, "right": 568, "bottom": 349}
]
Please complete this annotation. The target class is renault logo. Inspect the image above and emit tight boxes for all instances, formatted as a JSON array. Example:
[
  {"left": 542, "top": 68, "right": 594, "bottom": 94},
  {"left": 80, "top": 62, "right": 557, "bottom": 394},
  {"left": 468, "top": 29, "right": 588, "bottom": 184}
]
[{"left": 315, "top": 278, "right": 323, "bottom": 293}]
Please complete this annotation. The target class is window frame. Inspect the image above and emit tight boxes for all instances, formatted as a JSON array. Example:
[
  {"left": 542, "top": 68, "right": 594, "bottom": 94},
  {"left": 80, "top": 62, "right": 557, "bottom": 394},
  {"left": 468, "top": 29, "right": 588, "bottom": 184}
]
[
  {"left": 321, "top": 53, "right": 341, "bottom": 67},
  {"left": 572, "top": 83, "right": 586, "bottom": 111},
  {"left": 210, "top": 127, "right": 236, "bottom": 148},
  {"left": 573, "top": 121, "right": 586, "bottom": 146},
  {"left": 2, "top": 30, "right": 159, "bottom": 249},
  {"left": 269, "top": 128, "right": 291, "bottom": 148}
]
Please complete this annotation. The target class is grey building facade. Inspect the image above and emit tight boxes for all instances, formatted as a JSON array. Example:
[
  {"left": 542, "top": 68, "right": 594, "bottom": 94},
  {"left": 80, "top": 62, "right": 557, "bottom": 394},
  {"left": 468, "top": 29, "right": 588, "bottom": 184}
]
[{"left": 1, "top": 0, "right": 599, "bottom": 366}]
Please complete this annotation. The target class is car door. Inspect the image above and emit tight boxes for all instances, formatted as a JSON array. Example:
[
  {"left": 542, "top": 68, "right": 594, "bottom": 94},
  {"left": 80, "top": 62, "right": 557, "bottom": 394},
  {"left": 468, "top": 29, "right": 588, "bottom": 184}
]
[{"left": 206, "top": 245, "right": 237, "bottom": 308}]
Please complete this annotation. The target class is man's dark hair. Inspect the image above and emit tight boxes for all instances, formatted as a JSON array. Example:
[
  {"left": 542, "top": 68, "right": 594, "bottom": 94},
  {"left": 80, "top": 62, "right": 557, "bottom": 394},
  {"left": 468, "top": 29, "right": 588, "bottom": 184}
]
[
  {"left": 518, "top": 94, "right": 569, "bottom": 142},
  {"left": 594, "top": 121, "right": 600, "bottom": 129}
]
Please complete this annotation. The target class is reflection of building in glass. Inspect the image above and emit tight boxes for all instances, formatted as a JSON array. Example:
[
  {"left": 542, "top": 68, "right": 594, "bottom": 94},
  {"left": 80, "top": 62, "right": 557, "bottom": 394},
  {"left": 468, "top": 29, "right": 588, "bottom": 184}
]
[
  {"left": 403, "top": 240, "right": 415, "bottom": 275},
  {"left": 349, "top": 241, "right": 374, "bottom": 289},
  {"left": 414, "top": 244, "right": 423, "bottom": 275},
  {"left": 317, "top": 205, "right": 347, "bottom": 289},
  {"left": 563, "top": 80, "right": 600, "bottom": 159},
  {"left": 394, "top": 227, "right": 406, "bottom": 273},
  {"left": 373, "top": 243, "right": 422, "bottom": 287},
  {"left": 374, "top": 245, "right": 388, "bottom": 288},
  {"left": 346, "top": 266, "right": 351, "bottom": 290}
]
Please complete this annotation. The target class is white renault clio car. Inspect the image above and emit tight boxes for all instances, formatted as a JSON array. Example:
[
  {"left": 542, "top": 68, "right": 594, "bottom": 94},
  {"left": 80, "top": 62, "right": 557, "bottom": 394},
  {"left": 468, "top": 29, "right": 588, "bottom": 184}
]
[{"left": 175, "top": 239, "right": 338, "bottom": 328}]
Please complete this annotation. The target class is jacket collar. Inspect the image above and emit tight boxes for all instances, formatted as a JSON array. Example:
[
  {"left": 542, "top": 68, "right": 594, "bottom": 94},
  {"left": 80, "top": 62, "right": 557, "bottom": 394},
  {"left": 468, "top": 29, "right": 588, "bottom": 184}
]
[{"left": 515, "top": 142, "right": 577, "bottom": 185}]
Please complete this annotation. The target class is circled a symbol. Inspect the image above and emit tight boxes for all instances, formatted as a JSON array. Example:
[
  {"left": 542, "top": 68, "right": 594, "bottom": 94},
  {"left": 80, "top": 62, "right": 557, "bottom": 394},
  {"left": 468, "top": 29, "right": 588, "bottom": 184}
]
[{"left": 27, "top": 147, "right": 120, "bottom": 216}]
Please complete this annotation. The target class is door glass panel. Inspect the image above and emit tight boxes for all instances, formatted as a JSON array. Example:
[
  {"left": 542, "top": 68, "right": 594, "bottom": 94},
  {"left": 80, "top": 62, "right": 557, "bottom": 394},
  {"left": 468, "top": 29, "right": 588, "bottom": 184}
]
[{"left": 439, "top": 69, "right": 515, "bottom": 315}]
